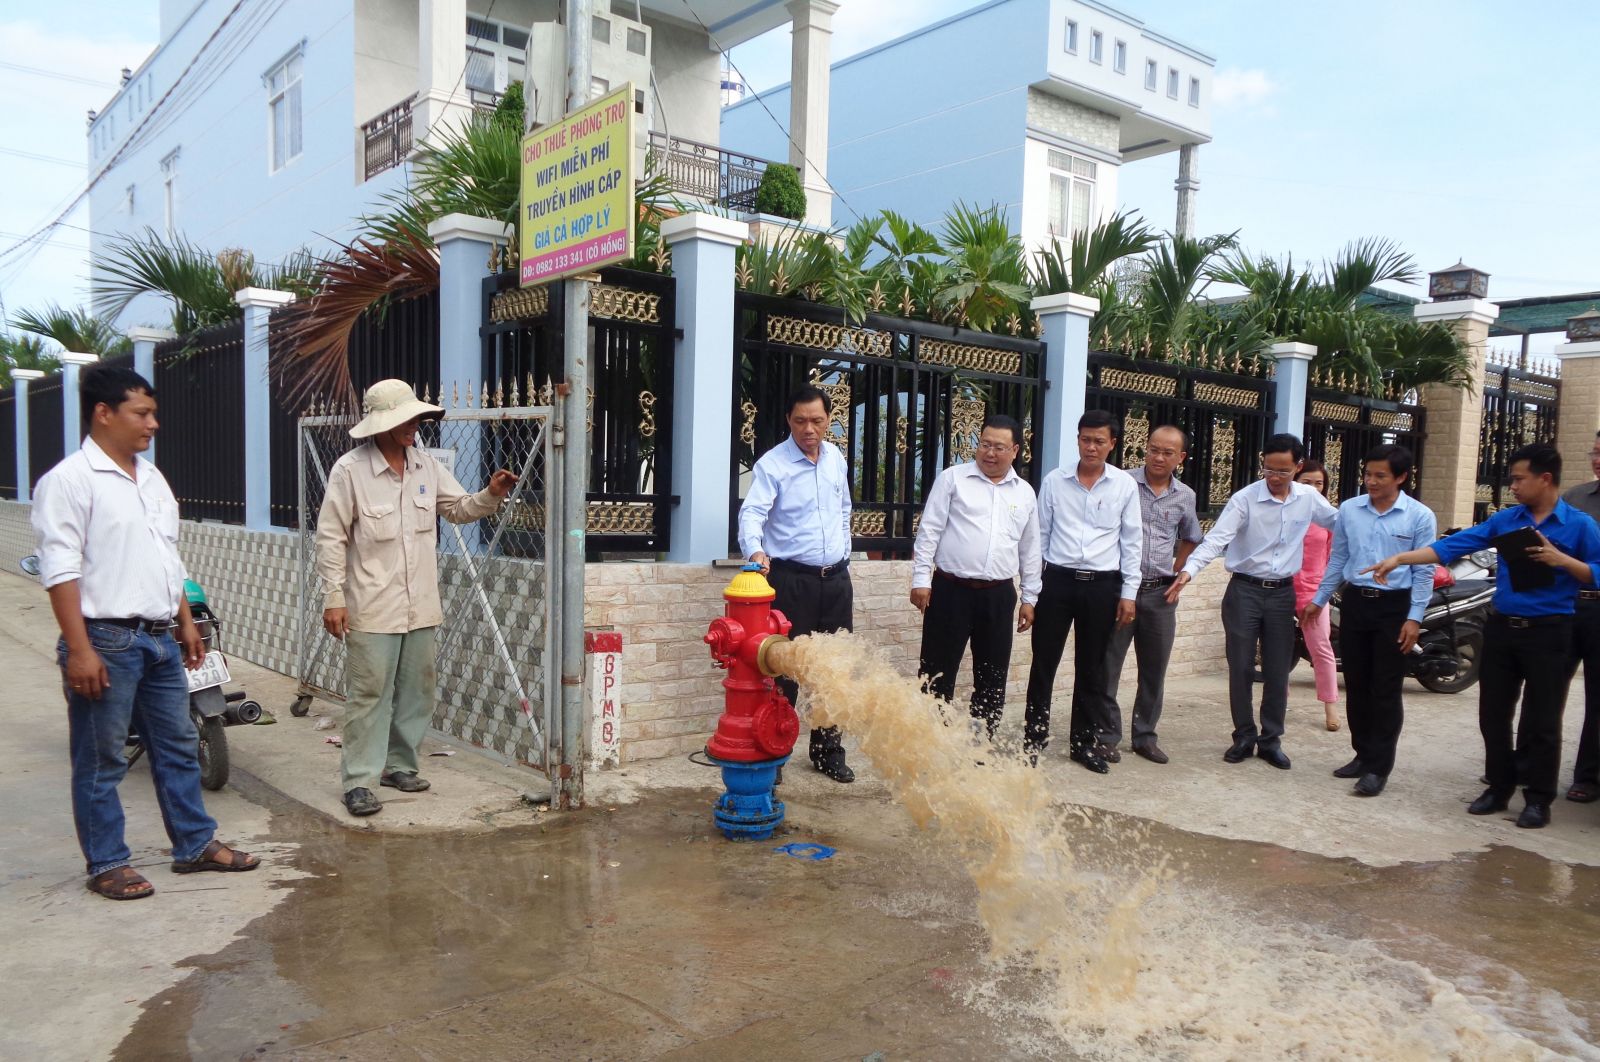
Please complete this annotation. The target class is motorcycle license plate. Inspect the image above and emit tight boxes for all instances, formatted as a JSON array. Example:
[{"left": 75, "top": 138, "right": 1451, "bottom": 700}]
[{"left": 187, "top": 651, "right": 231, "bottom": 693}]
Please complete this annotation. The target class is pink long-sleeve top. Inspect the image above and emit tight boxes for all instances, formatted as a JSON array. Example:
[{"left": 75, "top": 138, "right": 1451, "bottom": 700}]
[{"left": 1294, "top": 521, "right": 1332, "bottom": 610}]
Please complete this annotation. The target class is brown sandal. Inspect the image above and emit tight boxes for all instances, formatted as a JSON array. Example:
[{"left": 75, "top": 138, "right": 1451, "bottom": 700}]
[
  {"left": 172, "top": 839, "right": 261, "bottom": 874},
  {"left": 87, "top": 865, "right": 155, "bottom": 900}
]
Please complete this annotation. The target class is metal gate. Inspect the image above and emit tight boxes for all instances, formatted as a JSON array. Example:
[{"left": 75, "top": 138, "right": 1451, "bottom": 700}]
[
  {"left": 295, "top": 402, "right": 562, "bottom": 776},
  {"left": 1476, "top": 361, "right": 1560, "bottom": 522}
]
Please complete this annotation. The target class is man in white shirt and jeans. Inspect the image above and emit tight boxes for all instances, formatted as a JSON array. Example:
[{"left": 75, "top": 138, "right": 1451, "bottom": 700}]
[
  {"left": 1167, "top": 432, "right": 1337, "bottom": 769},
  {"left": 1026, "top": 409, "right": 1142, "bottom": 772},
  {"left": 910, "top": 415, "right": 1042, "bottom": 740},
  {"left": 32, "top": 365, "right": 260, "bottom": 901}
]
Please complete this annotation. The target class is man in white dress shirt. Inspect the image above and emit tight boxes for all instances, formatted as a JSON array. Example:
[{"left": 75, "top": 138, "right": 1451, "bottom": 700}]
[
  {"left": 1026, "top": 409, "right": 1142, "bottom": 772},
  {"left": 910, "top": 415, "right": 1042, "bottom": 739},
  {"left": 31, "top": 365, "right": 260, "bottom": 901},
  {"left": 1167, "top": 432, "right": 1337, "bottom": 769},
  {"left": 738, "top": 386, "right": 856, "bottom": 783}
]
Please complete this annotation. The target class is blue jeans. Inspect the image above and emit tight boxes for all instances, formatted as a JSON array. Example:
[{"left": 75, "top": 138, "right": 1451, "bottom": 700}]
[{"left": 60, "top": 623, "right": 217, "bottom": 877}]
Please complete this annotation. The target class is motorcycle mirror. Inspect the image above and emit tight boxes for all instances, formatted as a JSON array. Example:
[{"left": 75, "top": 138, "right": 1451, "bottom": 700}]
[{"left": 19, "top": 555, "right": 41, "bottom": 578}]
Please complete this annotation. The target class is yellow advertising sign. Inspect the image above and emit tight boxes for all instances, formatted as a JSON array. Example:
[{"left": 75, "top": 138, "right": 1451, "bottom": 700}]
[{"left": 519, "top": 83, "right": 636, "bottom": 286}]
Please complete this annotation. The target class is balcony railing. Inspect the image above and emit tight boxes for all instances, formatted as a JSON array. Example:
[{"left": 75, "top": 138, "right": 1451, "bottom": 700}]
[
  {"left": 646, "top": 131, "right": 773, "bottom": 213},
  {"left": 361, "top": 94, "right": 417, "bottom": 181}
]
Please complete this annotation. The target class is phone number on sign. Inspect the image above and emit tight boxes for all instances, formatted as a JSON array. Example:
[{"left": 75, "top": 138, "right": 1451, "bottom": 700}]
[{"left": 523, "top": 231, "right": 629, "bottom": 282}]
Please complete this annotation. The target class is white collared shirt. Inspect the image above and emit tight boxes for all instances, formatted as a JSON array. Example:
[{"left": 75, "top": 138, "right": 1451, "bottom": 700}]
[
  {"left": 1183, "top": 479, "right": 1339, "bottom": 581},
  {"left": 911, "top": 462, "right": 1042, "bottom": 605},
  {"left": 1038, "top": 462, "right": 1143, "bottom": 599},
  {"left": 31, "top": 437, "right": 189, "bottom": 621},
  {"left": 737, "top": 436, "right": 852, "bottom": 567}
]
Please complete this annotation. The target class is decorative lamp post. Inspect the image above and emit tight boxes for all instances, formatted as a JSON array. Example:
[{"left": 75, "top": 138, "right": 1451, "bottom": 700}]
[
  {"left": 1567, "top": 307, "right": 1600, "bottom": 343},
  {"left": 1427, "top": 261, "right": 1489, "bottom": 302}
]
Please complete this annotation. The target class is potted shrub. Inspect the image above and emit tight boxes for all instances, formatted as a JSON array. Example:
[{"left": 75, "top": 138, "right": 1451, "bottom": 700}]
[{"left": 753, "top": 163, "right": 807, "bottom": 221}]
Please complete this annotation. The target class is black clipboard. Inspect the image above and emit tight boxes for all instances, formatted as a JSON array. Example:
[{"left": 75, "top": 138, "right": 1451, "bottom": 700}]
[{"left": 1490, "top": 526, "right": 1557, "bottom": 593}]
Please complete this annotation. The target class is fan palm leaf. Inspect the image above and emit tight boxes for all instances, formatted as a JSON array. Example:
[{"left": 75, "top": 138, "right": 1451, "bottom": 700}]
[{"left": 11, "top": 304, "right": 130, "bottom": 357}]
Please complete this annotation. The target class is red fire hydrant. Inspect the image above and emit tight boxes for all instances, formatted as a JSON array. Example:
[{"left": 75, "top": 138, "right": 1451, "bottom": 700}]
[{"left": 702, "top": 565, "right": 798, "bottom": 839}]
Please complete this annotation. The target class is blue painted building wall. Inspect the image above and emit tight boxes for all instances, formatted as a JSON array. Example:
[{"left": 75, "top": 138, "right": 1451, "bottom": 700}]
[{"left": 721, "top": 0, "right": 1048, "bottom": 233}]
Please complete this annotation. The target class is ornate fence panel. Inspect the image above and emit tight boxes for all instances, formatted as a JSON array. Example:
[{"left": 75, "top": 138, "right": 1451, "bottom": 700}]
[
  {"left": 1085, "top": 351, "right": 1275, "bottom": 525},
  {"left": 482, "top": 266, "right": 676, "bottom": 554},
  {"left": 1303, "top": 380, "right": 1427, "bottom": 505},
  {"left": 153, "top": 322, "right": 246, "bottom": 523},
  {"left": 0, "top": 389, "right": 15, "bottom": 499},
  {"left": 28, "top": 373, "right": 64, "bottom": 489},
  {"left": 732, "top": 294, "right": 1046, "bottom": 557},
  {"left": 1476, "top": 360, "right": 1560, "bottom": 521}
]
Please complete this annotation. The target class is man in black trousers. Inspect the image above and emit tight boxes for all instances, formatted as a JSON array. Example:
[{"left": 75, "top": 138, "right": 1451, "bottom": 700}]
[
  {"left": 1559, "top": 430, "right": 1600, "bottom": 805},
  {"left": 737, "top": 386, "right": 856, "bottom": 782},
  {"left": 910, "top": 415, "right": 1041, "bottom": 739},
  {"left": 1025, "top": 409, "right": 1142, "bottom": 772},
  {"left": 1302, "top": 445, "right": 1436, "bottom": 797}
]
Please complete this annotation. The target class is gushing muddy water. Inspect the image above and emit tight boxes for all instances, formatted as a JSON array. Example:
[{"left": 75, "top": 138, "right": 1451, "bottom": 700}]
[{"left": 769, "top": 632, "right": 1590, "bottom": 1060}]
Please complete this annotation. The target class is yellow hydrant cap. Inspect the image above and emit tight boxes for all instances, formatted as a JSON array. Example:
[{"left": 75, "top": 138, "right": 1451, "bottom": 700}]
[{"left": 724, "top": 567, "right": 776, "bottom": 600}]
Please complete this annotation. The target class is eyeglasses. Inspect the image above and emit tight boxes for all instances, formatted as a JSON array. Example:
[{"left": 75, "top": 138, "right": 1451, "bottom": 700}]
[
  {"left": 1259, "top": 466, "right": 1297, "bottom": 479},
  {"left": 1147, "top": 448, "right": 1181, "bottom": 459},
  {"left": 976, "top": 441, "right": 1016, "bottom": 454}
]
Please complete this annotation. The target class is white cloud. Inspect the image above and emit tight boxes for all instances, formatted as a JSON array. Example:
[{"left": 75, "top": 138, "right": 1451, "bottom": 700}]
[{"left": 1211, "top": 67, "right": 1279, "bottom": 109}]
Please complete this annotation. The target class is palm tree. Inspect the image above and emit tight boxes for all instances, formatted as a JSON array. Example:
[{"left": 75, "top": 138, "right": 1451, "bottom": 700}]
[
  {"left": 11, "top": 304, "right": 130, "bottom": 357},
  {"left": 935, "top": 203, "right": 1031, "bottom": 332},
  {"left": 1028, "top": 209, "right": 1158, "bottom": 300},
  {"left": 0, "top": 332, "right": 60, "bottom": 387}
]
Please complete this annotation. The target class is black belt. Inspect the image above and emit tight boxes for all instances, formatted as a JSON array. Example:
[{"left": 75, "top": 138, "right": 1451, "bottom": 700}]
[
  {"left": 1140, "top": 575, "right": 1177, "bottom": 590},
  {"left": 1232, "top": 573, "right": 1292, "bottom": 590},
  {"left": 1580, "top": 590, "right": 1600, "bottom": 602},
  {"left": 1045, "top": 564, "right": 1120, "bottom": 582},
  {"left": 87, "top": 617, "right": 175, "bottom": 635},
  {"left": 769, "top": 556, "right": 850, "bottom": 579},
  {"left": 935, "top": 568, "right": 1010, "bottom": 590},
  {"left": 1348, "top": 586, "right": 1408, "bottom": 599},
  {"left": 1489, "top": 610, "right": 1572, "bottom": 630}
]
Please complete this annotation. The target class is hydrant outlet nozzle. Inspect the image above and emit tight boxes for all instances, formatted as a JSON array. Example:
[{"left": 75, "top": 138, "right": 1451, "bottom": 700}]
[{"left": 755, "top": 634, "right": 792, "bottom": 678}]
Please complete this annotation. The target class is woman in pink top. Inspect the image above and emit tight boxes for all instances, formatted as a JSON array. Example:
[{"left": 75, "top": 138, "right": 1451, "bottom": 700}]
[{"left": 1294, "top": 461, "right": 1340, "bottom": 731}]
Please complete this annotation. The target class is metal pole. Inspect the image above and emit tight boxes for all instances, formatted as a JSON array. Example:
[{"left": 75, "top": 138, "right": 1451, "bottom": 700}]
[{"left": 559, "top": 0, "right": 593, "bottom": 809}]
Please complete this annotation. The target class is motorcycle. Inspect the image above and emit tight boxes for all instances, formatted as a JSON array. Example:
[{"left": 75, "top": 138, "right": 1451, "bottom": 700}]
[
  {"left": 19, "top": 556, "right": 261, "bottom": 790},
  {"left": 1294, "top": 547, "right": 1496, "bottom": 694}
]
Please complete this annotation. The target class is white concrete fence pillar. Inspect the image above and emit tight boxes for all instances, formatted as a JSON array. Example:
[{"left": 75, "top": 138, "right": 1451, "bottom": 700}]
[
  {"left": 787, "top": 0, "right": 840, "bottom": 229},
  {"left": 1030, "top": 291, "right": 1099, "bottom": 476},
  {"left": 660, "top": 212, "right": 749, "bottom": 563},
  {"left": 236, "top": 288, "right": 297, "bottom": 531},
  {"left": 126, "top": 326, "right": 175, "bottom": 464},
  {"left": 1268, "top": 341, "right": 1315, "bottom": 439},
  {"left": 59, "top": 353, "right": 98, "bottom": 455},
  {"left": 10, "top": 369, "right": 44, "bottom": 502}
]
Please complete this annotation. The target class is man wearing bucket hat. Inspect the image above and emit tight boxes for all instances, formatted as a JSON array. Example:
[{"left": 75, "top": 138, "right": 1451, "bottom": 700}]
[{"left": 316, "top": 380, "right": 516, "bottom": 817}]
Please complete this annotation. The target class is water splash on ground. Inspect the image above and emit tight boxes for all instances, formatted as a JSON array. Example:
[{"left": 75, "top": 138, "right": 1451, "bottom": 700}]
[{"left": 772, "top": 632, "right": 1570, "bottom": 1060}]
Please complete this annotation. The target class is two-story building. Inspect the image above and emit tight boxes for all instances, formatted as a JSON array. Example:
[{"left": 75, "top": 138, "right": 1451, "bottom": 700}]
[
  {"left": 88, "top": 0, "right": 842, "bottom": 323},
  {"left": 720, "top": 0, "right": 1213, "bottom": 250}
]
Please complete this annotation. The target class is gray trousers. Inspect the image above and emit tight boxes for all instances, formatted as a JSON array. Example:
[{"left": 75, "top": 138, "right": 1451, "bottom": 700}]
[
  {"left": 341, "top": 626, "right": 438, "bottom": 792},
  {"left": 1098, "top": 582, "right": 1179, "bottom": 747},
  {"left": 1221, "top": 577, "right": 1296, "bottom": 749}
]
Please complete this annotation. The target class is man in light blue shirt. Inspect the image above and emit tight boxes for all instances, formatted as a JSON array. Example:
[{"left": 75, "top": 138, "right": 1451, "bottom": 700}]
[
  {"left": 1168, "top": 433, "right": 1337, "bottom": 770},
  {"left": 1302, "top": 444, "right": 1436, "bottom": 797},
  {"left": 738, "top": 386, "right": 856, "bottom": 783}
]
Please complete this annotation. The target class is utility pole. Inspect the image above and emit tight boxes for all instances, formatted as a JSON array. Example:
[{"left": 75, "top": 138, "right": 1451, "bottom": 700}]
[{"left": 558, "top": 0, "right": 593, "bottom": 809}]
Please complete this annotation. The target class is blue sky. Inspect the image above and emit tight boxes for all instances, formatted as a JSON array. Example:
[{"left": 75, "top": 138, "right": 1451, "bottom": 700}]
[{"left": 2, "top": 0, "right": 1596, "bottom": 354}]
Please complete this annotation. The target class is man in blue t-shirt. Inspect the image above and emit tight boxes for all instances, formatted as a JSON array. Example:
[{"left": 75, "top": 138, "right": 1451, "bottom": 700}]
[{"left": 1367, "top": 443, "right": 1600, "bottom": 829}]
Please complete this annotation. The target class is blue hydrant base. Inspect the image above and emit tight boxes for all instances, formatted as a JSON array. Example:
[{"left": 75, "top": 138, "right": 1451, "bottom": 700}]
[{"left": 705, "top": 753, "right": 790, "bottom": 842}]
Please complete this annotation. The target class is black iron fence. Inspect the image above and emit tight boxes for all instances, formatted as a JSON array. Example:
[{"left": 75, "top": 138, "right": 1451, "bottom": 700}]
[
  {"left": 153, "top": 323, "right": 246, "bottom": 523},
  {"left": 0, "top": 389, "right": 15, "bottom": 499},
  {"left": 1477, "top": 360, "right": 1560, "bottom": 521},
  {"left": 733, "top": 294, "right": 1046, "bottom": 556},
  {"left": 1302, "top": 384, "right": 1426, "bottom": 505},
  {"left": 646, "top": 132, "right": 772, "bottom": 213},
  {"left": 361, "top": 94, "right": 416, "bottom": 181},
  {"left": 1085, "top": 350, "right": 1275, "bottom": 524},
  {"left": 482, "top": 266, "right": 677, "bottom": 554},
  {"left": 28, "top": 374, "right": 64, "bottom": 490}
]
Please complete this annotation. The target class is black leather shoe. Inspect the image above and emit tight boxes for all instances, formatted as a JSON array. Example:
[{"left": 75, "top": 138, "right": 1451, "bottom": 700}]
[
  {"left": 1093, "top": 743, "right": 1122, "bottom": 764},
  {"left": 1353, "top": 773, "right": 1387, "bottom": 797},
  {"left": 1467, "top": 789, "right": 1509, "bottom": 816},
  {"left": 814, "top": 755, "right": 855, "bottom": 784},
  {"left": 1332, "top": 757, "right": 1364, "bottom": 779},
  {"left": 1257, "top": 746, "right": 1292, "bottom": 770},
  {"left": 380, "top": 771, "right": 431, "bottom": 792},
  {"left": 1069, "top": 747, "right": 1110, "bottom": 774},
  {"left": 1023, "top": 742, "right": 1043, "bottom": 768},
  {"left": 1223, "top": 740, "right": 1256, "bottom": 764},
  {"left": 1515, "top": 803, "right": 1551, "bottom": 829},
  {"left": 1132, "top": 742, "right": 1169, "bottom": 764},
  {"left": 343, "top": 787, "right": 381, "bottom": 817}
]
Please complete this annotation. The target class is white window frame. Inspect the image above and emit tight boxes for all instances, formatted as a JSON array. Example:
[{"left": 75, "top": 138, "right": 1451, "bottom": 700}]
[
  {"left": 1089, "top": 30, "right": 1103, "bottom": 64},
  {"left": 1188, "top": 76, "right": 1201, "bottom": 107},
  {"left": 1064, "top": 19, "right": 1078, "bottom": 53},
  {"left": 1167, "top": 67, "right": 1180, "bottom": 99},
  {"left": 1113, "top": 39, "right": 1126, "bottom": 74},
  {"left": 263, "top": 42, "right": 305, "bottom": 174},
  {"left": 161, "top": 149, "right": 179, "bottom": 236},
  {"left": 1144, "top": 59, "right": 1157, "bottom": 90},
  {"left": 1045, "top": 148, "right": 1097, "bottom": 243},
  {"left": 467, "top": 16, "right": 528, "bottom": 100}
]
